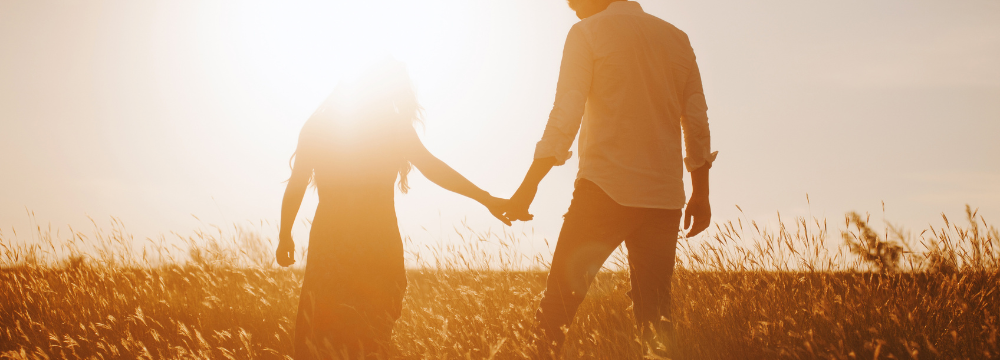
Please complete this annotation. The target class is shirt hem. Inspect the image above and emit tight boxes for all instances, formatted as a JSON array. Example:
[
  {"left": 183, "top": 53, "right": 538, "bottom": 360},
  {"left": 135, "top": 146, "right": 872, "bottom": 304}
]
[{"left": 579, "top": 176, "right": 686, "bottom": 210}]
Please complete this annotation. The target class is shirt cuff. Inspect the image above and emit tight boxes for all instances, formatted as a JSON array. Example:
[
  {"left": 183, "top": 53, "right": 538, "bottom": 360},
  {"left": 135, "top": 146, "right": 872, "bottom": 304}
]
[
  {"left": 533, "top": 142, "right": 573, "bottom": 166},
  {"left": 684, "top": 151, "right": 718, "bottom": 171}
]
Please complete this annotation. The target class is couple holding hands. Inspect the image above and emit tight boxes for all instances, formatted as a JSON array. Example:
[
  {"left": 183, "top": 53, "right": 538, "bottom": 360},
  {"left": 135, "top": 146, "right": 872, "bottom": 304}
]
[{"left": 276, "top": 0, "right": 716, "bottom": 358}]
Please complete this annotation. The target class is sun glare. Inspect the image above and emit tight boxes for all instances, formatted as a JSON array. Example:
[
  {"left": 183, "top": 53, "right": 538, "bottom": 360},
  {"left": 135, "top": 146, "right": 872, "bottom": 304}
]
[{"left": 200, "top": 0, "right": 497, "bottom": 163}]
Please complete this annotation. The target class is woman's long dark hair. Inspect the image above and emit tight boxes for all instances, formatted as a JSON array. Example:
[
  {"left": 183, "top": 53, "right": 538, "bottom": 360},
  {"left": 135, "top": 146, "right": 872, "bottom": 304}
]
[{"left": 290, "top": 59, "right": 423, "bottom": 193}]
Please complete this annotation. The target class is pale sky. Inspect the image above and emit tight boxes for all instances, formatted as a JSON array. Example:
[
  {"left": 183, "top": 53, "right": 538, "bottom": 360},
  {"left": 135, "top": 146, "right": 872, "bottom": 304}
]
[{"left": 2, "top": 0, "right": 998, "bottom": 262}]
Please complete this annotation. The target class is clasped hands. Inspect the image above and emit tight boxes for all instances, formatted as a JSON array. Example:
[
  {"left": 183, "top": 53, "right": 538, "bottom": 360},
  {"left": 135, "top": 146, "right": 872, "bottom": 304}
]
[{"left": 480, "top": 184, "right": 538, "bottom": 226}]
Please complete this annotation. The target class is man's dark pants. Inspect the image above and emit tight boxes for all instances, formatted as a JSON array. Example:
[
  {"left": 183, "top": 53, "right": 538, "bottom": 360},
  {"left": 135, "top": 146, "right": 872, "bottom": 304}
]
[{"left": 536, "top": 179, "right": 682, "bottom": 353}]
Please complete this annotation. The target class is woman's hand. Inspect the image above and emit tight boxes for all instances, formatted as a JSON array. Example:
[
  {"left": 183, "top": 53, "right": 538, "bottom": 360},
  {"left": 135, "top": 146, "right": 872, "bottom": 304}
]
[
  {"left": 276, "top": 232, "right": 296, "bottom": 267},
  {"left": 480, "top": 196, "right": 513, "bottom": 226}
]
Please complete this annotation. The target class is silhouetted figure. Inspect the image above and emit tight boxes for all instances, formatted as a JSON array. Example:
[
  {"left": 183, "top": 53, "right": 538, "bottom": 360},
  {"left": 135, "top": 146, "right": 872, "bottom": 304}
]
[
  {"left": 276, "top": 59, "right": 509, "bottom": 359},
  {"left": 504, "top": 0, "right": 718, "bottom": 358}
]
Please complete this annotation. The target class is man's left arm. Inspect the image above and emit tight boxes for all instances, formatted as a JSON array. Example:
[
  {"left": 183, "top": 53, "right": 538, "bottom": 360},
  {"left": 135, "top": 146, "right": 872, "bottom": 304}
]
[
  {"left": 680, "top": 54, "right": 717, "bottom": 237},
  {"left": 685, "top": 163, "right": 711, "bottom": 237}
]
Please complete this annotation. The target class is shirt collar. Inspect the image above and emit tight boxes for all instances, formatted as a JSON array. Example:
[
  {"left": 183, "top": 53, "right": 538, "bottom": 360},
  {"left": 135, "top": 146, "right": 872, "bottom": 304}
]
[{"left": 604, "top": 1, "right": 644, "bottom": 14}]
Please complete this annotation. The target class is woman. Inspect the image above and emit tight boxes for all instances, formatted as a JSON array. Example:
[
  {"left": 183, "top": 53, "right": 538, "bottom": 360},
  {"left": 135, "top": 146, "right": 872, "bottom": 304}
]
[{"left": 275, "top": 59, "right": 509, "bottom": 359}]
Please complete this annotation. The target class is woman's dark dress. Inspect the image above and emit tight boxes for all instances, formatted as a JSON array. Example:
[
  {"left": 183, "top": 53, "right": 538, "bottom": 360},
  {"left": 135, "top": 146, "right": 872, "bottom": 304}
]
[{"left": 293, "top": 122, "right": 408, "bottom": 359}]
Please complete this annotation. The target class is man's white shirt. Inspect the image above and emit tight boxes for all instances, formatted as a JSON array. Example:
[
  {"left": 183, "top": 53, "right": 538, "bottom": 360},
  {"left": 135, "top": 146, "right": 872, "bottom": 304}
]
[{"left": 534, "top": 1, "right": 717, "bottom": 210}]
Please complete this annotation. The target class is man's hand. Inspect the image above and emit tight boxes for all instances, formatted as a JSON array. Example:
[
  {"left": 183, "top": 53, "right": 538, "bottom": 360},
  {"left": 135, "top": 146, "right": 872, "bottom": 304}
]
[
  {"left": 276, "top": 233, "right": 296, "bottom": 267},
  {"left": 683, "top": 195, "right": 711, "bottom": 237},
  {"left": 507, "top": 157, "right": 556, "bottom": 222},
  {"left": 480, "top": 196, "right": 513, "bottom": 226},
  {"left": 684, "top": 162, "right": 712, "bottom": 237},
  {"left": 506, "top": 184, "right": 538, "bottom": 221}
]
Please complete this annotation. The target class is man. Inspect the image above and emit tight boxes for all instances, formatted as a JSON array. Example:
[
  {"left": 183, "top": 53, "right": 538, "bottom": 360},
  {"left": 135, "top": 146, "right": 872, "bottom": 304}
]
[{"left": 505, "top": 0, "right": 717, "bottom": 357}]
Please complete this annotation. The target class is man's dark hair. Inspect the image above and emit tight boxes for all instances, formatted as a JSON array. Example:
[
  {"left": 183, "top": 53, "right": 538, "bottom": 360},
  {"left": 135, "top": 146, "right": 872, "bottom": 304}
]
[{"left": 566, "top": 0, "right": 618, "bottom": 11}]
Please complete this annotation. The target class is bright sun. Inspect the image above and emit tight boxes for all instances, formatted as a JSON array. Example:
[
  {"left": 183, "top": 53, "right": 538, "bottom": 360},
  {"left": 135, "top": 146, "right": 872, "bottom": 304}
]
[{"left": 202, "top": 1, "right": 502, "bottom": 153}]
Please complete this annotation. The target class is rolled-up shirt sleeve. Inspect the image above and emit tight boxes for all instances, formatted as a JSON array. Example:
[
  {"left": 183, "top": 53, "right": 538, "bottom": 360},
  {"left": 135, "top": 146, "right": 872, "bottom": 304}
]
[
  {"left": 680, "top": 55, "right": 717, "bottom": 171},
  {"left": 534, "top": 24, "right": 593, "bottom": 166}
]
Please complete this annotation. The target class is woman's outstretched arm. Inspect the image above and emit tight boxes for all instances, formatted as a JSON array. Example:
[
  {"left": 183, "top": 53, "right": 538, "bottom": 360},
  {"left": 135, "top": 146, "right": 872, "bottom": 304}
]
[
  {"left": 405, "top": 130, "right": 511, "bottom": 226},
  {"left": 276, "top": 157, "right": 311, "bottom": 267}
]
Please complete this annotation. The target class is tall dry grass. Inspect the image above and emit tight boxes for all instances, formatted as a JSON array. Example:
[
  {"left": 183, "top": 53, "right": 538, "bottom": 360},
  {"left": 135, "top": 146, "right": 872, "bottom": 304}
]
[{"left": 1, "top": 206, "right": 997, "bottom": 359}]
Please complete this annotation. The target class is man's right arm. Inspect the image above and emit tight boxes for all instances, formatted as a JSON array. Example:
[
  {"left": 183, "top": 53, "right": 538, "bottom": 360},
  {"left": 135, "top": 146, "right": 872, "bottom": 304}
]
[
  {"left": 532, "top": 23, "right": 593, "bottom": 167},
  {"left": 508, "top": 24, "right": 593, "bottom": 220}
]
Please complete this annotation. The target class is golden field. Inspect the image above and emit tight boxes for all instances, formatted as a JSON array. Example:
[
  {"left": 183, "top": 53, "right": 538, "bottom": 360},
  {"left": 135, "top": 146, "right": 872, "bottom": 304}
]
[{"left": 1, "top": 206, "right": 997, "bottom": 359}]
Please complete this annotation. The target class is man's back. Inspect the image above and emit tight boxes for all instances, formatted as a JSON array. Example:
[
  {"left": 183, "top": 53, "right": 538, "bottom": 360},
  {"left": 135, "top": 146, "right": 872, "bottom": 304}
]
[
  {"left": 510, "top": 2, "right": 716, "bottom": 355},
  {"left": 534, "top": 1, "right": 713, "bottom": 210}
]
